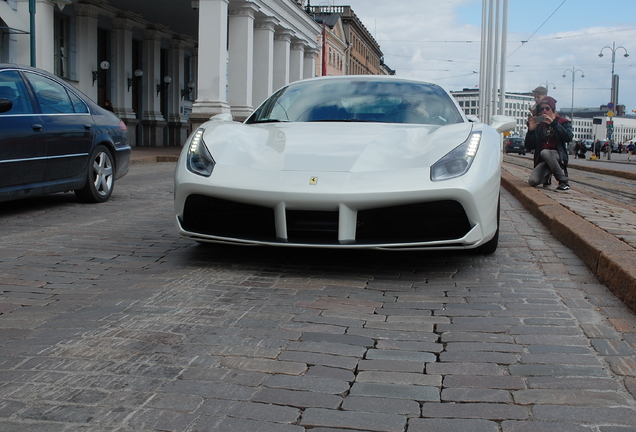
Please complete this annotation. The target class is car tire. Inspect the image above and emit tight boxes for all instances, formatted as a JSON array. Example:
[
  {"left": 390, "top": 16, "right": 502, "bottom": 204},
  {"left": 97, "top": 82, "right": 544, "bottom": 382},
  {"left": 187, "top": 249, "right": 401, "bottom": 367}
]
[
  {"left": 475, "top": 196, "right": 499, "bottom": 254},
  {"left": 75, "top": 145, "right": 115, "bottom": 203}
]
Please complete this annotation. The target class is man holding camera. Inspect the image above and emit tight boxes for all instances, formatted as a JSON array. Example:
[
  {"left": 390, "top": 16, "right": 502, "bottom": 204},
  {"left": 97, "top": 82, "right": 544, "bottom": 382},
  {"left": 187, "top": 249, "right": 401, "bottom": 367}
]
[{"left": 525, "top": 96, "right": 573, "bottom": 192}]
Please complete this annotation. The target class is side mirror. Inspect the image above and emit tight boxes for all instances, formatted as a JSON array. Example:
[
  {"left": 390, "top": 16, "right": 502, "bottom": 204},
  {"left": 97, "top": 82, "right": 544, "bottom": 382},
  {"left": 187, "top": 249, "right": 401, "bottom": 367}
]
[
  {"left": 490, "top": 115, "right": 516, "bottom": 133},
  {"left": 466, "top": 115, "right": 480, "bottom": 123},
  {"left": 210, "top": 113, "right": 233, "bottom": 122},
  {"left": 0, "top": 98, "right": 13, "bottom": 114}
]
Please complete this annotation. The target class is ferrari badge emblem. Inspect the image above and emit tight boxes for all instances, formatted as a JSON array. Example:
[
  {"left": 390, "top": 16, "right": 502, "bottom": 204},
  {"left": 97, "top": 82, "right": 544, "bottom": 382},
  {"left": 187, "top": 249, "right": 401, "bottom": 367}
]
[{"left": 309, "top": 177, "right": 318, "bottom": 185}]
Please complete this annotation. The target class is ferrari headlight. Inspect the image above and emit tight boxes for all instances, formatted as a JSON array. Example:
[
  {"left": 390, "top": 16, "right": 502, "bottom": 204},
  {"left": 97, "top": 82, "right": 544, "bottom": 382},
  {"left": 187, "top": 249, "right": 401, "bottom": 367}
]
[
  {"left": 430, "top": 132, "right": 481, "bottom": 181},
  {"left": 186, "top": 128, "right": 215, "bottom": 177}
]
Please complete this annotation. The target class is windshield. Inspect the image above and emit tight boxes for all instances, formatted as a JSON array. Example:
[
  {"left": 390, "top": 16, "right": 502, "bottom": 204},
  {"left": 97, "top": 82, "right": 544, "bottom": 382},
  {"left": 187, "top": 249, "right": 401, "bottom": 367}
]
[{"left": 246, "top": 78, "right": 464, "bottom": 126}]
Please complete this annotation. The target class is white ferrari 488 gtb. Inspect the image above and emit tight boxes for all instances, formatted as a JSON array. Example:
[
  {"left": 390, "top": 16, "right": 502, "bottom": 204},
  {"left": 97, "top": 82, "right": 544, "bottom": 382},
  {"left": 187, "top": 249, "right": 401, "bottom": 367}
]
[{"left": 174, "top": 76, "right": 515, "bottom": 253}]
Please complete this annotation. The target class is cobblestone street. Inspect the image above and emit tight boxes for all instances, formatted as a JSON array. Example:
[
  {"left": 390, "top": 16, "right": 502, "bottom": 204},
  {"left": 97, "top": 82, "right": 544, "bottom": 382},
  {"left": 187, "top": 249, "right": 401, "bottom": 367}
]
[{"left": 2, "top": 162, "right": 636, "bottom": 431}]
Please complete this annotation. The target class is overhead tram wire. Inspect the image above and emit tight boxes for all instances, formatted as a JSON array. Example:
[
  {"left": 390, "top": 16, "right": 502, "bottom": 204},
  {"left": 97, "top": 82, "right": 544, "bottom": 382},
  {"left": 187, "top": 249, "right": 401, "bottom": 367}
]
[{"left": 507, "top": 0, "right": 568, "bottom": 58}]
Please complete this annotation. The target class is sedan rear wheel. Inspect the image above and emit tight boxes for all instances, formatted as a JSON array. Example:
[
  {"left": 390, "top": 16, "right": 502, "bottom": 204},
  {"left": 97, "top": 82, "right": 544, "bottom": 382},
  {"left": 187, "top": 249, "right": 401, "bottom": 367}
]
[{"left": 75, "top": 145, "right": 114, "bottom": 203}]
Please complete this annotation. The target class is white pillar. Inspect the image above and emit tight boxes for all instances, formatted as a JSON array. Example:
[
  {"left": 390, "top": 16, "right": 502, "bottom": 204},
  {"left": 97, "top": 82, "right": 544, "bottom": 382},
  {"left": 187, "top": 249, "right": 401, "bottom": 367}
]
[
  {"left": 168, "top": 38, "right": 189, "bottom": 146},
  {"left": 303, "top": 48, "right": 318, "bottom": 80},
  {"left": 34, "top": 0, "right": 55, "bottom": 72},
  {"left": 228, "top": 2, "right": 259, "bottom": 121},
  {"left": 252, "top": 16, "right": 277, "bottom": 107},
  {"left": 273, "top": 28, "right": 292, "bottom": 91},
  {"left": 289, "top": 40, "right": 305, "bottom": 83},
  {"left": 74, "top": 3, "right": 99, "bottom": 100},
  {"left": 191, "top": 0, "right": 230, "bottom": 124},
  {"left": 142, "top": 28, "right": 163, "bottom": 123},
  {"left": 112, "top": 17, "right": 136, "bottom": 121}
]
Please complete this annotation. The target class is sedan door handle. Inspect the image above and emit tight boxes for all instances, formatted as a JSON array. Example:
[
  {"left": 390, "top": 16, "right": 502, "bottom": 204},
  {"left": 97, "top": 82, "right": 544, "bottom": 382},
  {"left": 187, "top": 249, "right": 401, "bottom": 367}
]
[
  {"left": 84, "top": 124, "right": 92, "bottom": 130},
  {"left": 32, "top": 124, "right": 43, "bottom": 131}
]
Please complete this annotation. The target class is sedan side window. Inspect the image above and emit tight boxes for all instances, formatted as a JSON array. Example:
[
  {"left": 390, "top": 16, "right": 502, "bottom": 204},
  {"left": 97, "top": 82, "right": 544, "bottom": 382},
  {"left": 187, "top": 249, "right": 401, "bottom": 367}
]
[
  {"left": 0, "top": 70, "right": 34, "bottom": 115},
  {"left": 24, "top": 72, "right": 74, "bottom": 114},
  {"left": 68, "top": 90, "right": 88, "bottom": 114}
]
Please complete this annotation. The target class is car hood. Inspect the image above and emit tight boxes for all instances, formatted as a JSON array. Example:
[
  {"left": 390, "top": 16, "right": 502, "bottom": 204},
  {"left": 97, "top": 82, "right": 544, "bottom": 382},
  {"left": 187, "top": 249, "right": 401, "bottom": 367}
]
[{"left": 201, "top": 121, "right": 474, "bottom": 173}]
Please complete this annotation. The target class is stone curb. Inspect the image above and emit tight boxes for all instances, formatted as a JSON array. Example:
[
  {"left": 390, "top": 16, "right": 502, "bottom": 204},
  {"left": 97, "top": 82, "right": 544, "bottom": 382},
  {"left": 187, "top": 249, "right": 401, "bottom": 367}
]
[
  {"left": 501, "top": 169, "right": 636, "bottom": 312},
  {"left": 130, "top": 155, "right": 180, "bottom": 165},
  {"left": 567, "top": 163, "right": 636, "bottom": 181}
]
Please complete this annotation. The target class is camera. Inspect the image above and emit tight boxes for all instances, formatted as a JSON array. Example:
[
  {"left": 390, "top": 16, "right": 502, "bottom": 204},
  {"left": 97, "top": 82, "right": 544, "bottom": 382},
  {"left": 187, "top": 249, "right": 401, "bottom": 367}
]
[{"left": 534, "top": 115, "right": 545, "bottom": 123}]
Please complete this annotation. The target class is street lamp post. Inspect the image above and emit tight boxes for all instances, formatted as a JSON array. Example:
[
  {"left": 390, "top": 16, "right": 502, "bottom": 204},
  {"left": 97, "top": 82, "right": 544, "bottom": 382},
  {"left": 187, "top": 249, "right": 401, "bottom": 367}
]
[
  {"left": 562, "top": 66, "right": 584, "bottom": 121},
  {"left": 29, "top": 0, "right": 36, "bottom": 67},
  {"left": 598, "top": 41, "right": 629, "bottom": 160},
  {"left": 540, "top": 81, "right": 556, "bottom": 91}
]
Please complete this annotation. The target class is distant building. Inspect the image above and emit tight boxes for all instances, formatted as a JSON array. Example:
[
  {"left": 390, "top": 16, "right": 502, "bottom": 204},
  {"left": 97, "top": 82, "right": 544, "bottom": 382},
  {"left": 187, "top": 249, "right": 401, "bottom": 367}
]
[
  {"left": 451, "top": 89, "right": 534, "bottom": 136},
  {"left": 306, "top": 5, "right": 390, "bottom": 76},
  {"left": 310, "top": 7, "right": 347, "bottom": 76}
]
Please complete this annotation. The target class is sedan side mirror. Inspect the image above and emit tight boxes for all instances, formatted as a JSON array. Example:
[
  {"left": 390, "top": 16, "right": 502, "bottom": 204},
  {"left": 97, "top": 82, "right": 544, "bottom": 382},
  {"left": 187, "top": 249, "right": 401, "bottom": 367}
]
[{"left": 0, "top": 98, "right": 13, "bottom": 114}]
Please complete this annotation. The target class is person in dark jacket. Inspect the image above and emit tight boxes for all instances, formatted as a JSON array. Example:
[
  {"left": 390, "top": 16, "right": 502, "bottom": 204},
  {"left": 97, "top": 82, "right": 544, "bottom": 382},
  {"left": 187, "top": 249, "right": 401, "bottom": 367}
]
[{"left": 524, "top": 96, "right": 573, "bottom": 191}]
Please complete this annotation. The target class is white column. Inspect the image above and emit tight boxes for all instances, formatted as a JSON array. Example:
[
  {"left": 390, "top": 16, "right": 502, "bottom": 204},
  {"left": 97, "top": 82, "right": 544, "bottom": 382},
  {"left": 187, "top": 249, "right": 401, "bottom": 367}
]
[
  {"left": 112, "top": 17, "right": 136, "bottom": 121},
  {"left": 169, "top": 38, "right": 188, "bottom": 124},
  {"left": 191, "top": 0, "right": 230, "bottom": 123},
  {"left": 34, "top": 0, "right": 55, "bottom": 72},
  {"left": 252, "top": 16, "right": 277, "bottom": 107},
  {"left": 74, "top": 3, "right": 99, "bottom": 100},
  {"left": 303, "top": 48, "right": 318, "bottom": 80},
  {"left": 289, "top": 40, "right": 305, "bottom": 83},
  {"left": 228, "top": 2, "right": 259, "bottom": 121},
  {"left": 142, "top": 28, "right": 164, "bottom": 123},
  {"left": 168, "top": 38, "right": 189, "bottom": 146},
  {"left": 273, "top": 28, "right": 292, "bottom": 91}
]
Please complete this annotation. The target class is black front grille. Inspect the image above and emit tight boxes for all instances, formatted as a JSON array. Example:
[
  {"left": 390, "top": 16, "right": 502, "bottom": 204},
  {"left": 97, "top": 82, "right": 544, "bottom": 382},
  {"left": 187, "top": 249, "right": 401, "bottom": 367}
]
[
  {"left": 356, "top": 200, "right": 471, "bottom": 243},
  {"left": 181, "top": 194, "right": 276, "bottom": 240},
  {"left": 287, "top": 210, "right": 339, "bottom": 242}
]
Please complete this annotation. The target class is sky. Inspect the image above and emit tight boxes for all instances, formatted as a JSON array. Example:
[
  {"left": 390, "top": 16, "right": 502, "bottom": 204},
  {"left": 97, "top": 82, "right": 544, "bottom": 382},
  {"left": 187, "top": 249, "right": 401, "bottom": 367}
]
[{"left": 328, "top": 0, "right": 636, "bottom": 114}]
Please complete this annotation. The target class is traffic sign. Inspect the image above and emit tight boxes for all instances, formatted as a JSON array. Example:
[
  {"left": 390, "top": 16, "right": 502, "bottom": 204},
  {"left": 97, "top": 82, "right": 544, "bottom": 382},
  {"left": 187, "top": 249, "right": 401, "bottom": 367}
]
[
  {"left": 608, "top": 110, "right": 614, "bottom": 117},
  {"left": 608, "top": 102, "right": 615, "bottom": 109}
]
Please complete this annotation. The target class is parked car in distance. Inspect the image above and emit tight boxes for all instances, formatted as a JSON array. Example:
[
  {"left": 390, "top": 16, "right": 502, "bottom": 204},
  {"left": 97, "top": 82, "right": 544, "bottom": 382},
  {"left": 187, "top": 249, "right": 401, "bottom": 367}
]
[
  {"left": 174, "top": 75, "right": 516, "bottom": 254},
  {"left": 581, "top": 139, "right": 593, "bottom": 150},
  {"left": 0, "top": 64, "right": 131, "bottom": 203},
  {"left": 504, "top": 137, "right": 526, "bottom": 155}
]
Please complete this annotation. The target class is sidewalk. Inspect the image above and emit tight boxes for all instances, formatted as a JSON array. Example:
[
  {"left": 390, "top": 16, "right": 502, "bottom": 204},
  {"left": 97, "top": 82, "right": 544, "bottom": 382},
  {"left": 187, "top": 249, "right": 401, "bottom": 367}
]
[
  {"left": 129, "top": 146, "right": 182, "bottom": 165},
  {"left": 501, "top": 163, "right": 636, "bottom": 313},
  {"left": 127, "top": 145, "right": 636, "bottom": 313}
]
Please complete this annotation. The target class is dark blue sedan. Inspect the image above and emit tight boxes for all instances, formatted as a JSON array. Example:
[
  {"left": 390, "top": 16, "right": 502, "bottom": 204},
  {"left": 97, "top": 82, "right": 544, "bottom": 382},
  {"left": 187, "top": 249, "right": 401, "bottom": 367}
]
[{"left": 0, "top": 64, "right": 131, "bottom": 203}]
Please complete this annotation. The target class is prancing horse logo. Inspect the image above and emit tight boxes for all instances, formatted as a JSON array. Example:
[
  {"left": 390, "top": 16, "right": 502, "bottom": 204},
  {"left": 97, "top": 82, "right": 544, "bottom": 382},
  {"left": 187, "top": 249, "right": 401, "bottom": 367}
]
[{"left": 309, "top": 177, "right": 318, "bottom": 185}]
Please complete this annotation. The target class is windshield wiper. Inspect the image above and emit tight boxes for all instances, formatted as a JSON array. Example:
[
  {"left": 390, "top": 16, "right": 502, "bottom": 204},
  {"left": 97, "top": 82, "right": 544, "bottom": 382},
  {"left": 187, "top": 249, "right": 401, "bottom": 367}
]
[
  {"left": 252, "top": 119, "right": 289, "bottom": 124},
  {"left": 308, "top": 119, "right": 370, "bottom": 122}
]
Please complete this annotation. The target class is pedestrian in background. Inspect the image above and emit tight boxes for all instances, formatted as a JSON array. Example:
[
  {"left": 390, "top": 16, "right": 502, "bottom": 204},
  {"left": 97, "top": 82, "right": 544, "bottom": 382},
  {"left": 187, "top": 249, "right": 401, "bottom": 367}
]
[
  {"left": 530, "top": 86, "right": 548, "bottom": 117},
  {"left": 527, "top": 86, "right": 552, "bottom": 185},
  {"left": 594, "top": 139, "right": 601, "bottom": 158},
  {"left": 525, "top": 96, "right": 572, "bottom": 192}
]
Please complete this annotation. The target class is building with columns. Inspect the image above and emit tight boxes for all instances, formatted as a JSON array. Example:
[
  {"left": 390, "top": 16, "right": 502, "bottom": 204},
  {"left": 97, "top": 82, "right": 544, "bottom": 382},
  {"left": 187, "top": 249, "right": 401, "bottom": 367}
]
[
  {"left": 0, "top": 0, "right": 321, "bottom": 146},
  {"left": 306, "top": 4, "right": 388, "bottom": 77}
]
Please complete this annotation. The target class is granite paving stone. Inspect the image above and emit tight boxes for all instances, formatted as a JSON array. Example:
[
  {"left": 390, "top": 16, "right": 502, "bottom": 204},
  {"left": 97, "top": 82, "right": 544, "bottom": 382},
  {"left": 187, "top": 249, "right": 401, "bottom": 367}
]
[
  {"left": 300, "top": 407, "right": 406, "bottom": 432},
  {"left": 420, "top": 402, "right": 529, "bottom": 420},
  {"left": 501, "top": 420, "right": 594, "bottom": 432},
  {"left": 532, "top": 406, "right": 636, "bottom": 425},
  {"left": 349, "top": 382, "right": 440, "bottom": 401},
  {"left": 512, "top": 389, "right": 631, "bottom": 406},
  {"left": 441, "top": 387, "right": 512, "bottom": 403},
  {"left": 342, "top": 396, "right": 421, "bottom": 417},
  {"left": 365, "top": 349, "right": 437, "bottom": 362},
  {"left": 251, "top": 387, "right": 342, "bottom": 409},
  {"left": 2, "top": 161, "right": 636, "bottom": 431},
  {"left": 408, "top": 418, "right": 500, "bottom": 432}
]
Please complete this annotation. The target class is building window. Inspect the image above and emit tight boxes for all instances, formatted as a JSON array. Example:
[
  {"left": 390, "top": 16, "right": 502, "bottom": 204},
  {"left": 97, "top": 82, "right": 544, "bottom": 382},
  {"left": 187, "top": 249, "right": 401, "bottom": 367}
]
[{"left": 54, "top": 14, "right": 70, "bottom": 79}]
